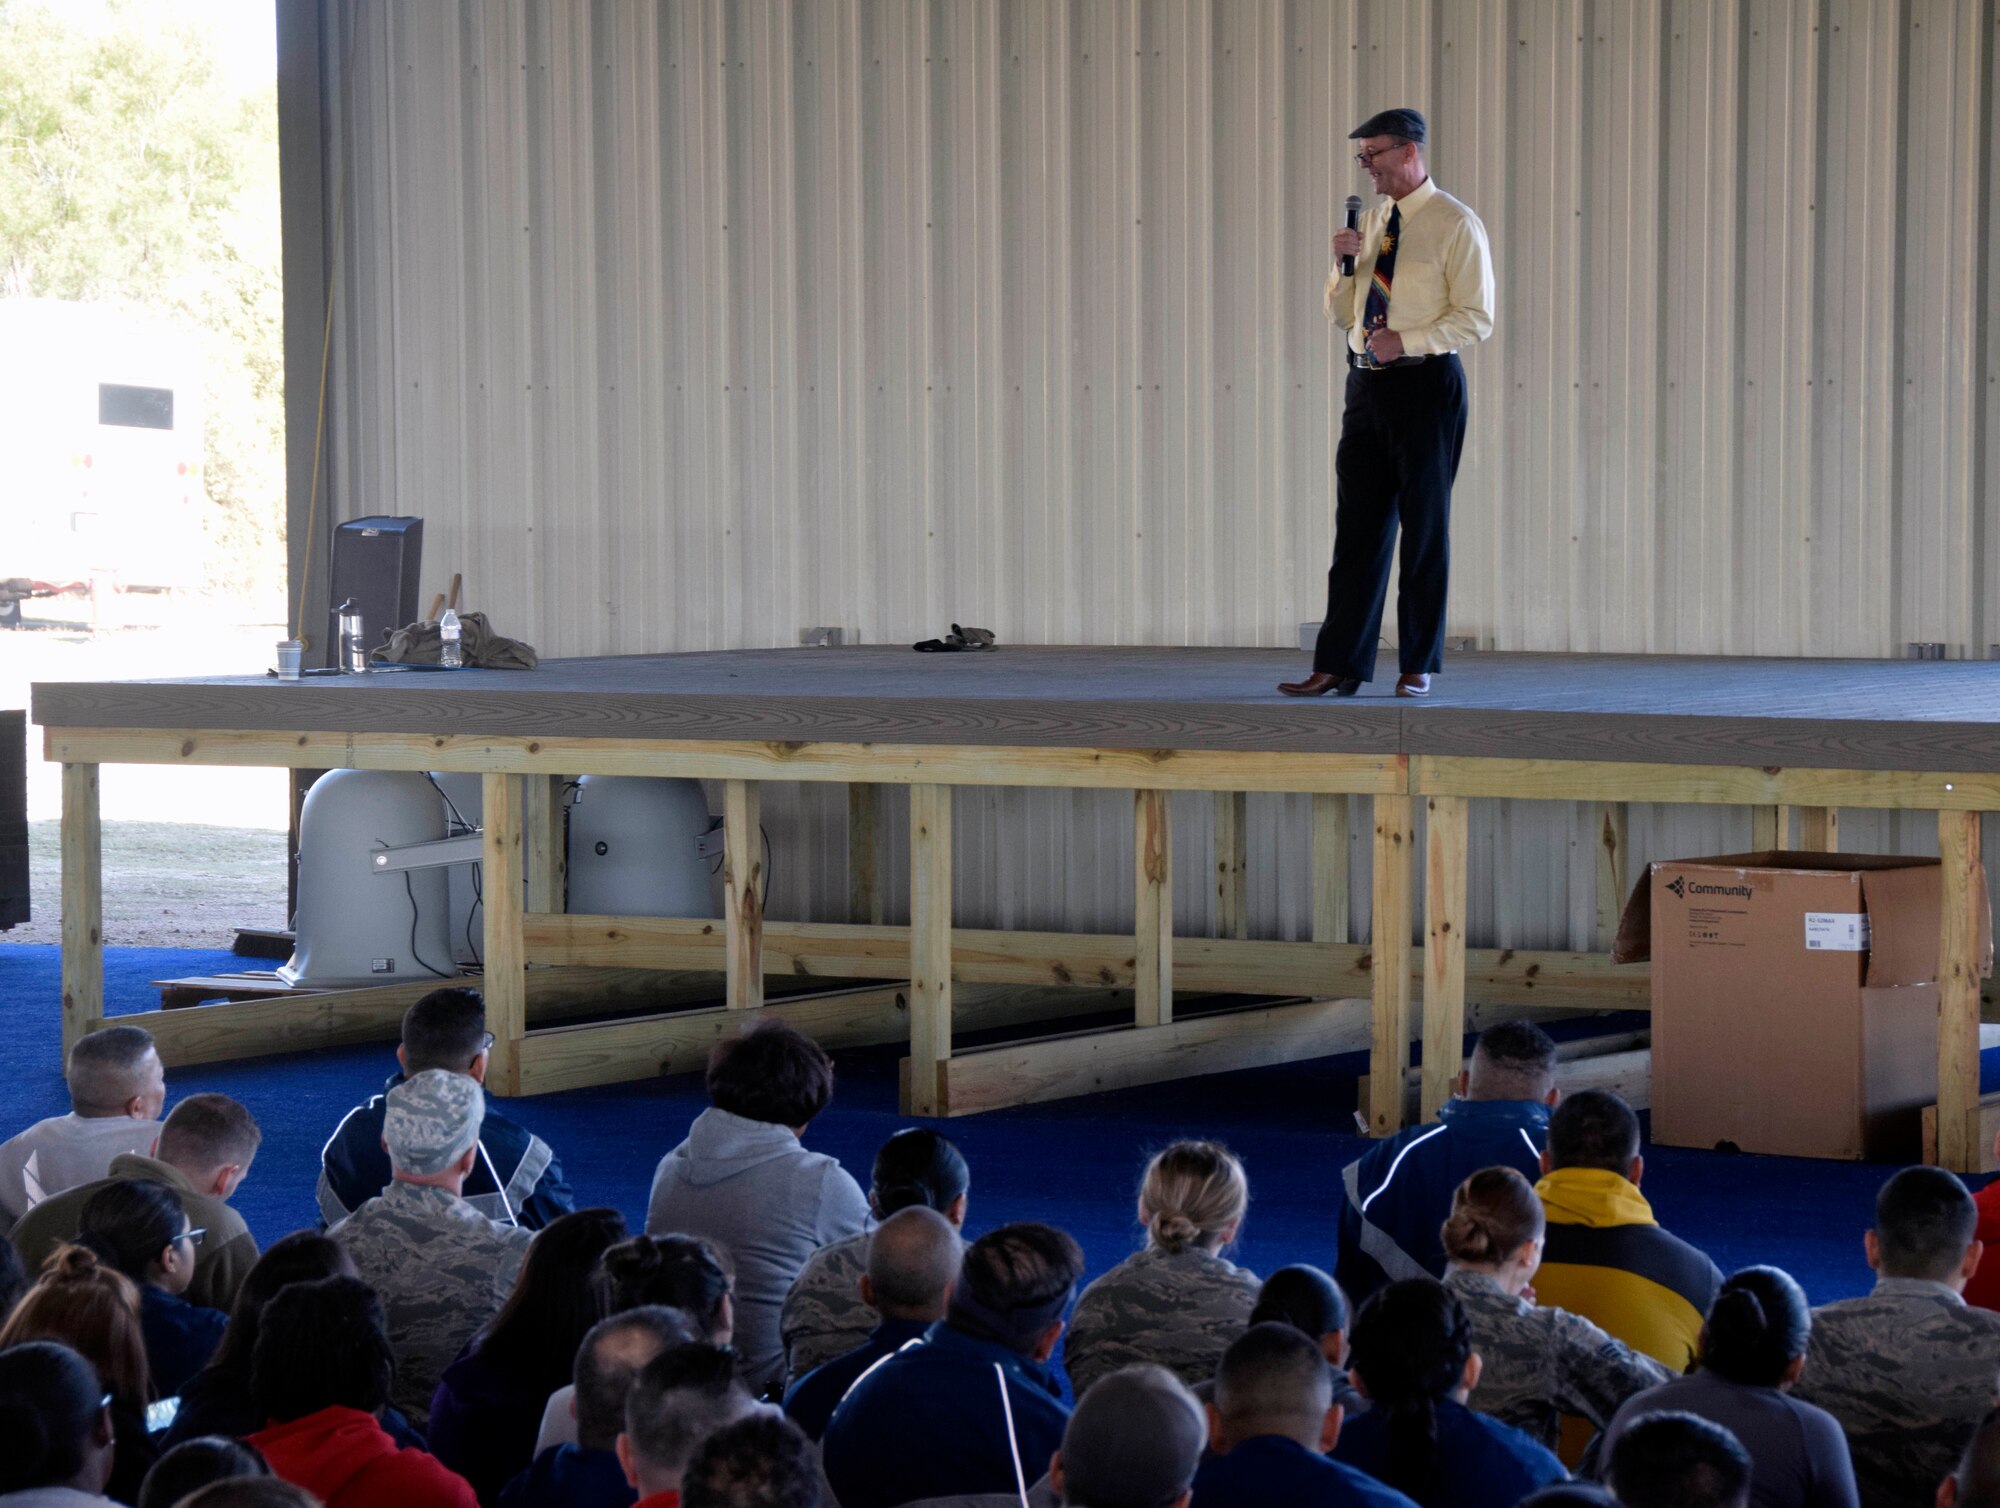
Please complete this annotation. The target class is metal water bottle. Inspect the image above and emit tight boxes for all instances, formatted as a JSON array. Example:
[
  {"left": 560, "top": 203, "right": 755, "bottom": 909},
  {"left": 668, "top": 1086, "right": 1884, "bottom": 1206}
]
[{"left": 337, "top": 598, "right": 369, "bottom": 673}]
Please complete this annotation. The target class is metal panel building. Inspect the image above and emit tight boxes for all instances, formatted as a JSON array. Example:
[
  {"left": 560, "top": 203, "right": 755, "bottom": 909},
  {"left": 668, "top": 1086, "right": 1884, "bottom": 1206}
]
[{"left": 294, "top": 0, "right": 2000, "bottom": 945}]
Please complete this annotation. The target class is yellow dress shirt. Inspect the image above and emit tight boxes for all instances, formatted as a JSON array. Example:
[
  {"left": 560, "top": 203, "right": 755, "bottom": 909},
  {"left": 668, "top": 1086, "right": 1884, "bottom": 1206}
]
[{"left": 1324, "top": 175, "right": 1496, "bottom": 359}]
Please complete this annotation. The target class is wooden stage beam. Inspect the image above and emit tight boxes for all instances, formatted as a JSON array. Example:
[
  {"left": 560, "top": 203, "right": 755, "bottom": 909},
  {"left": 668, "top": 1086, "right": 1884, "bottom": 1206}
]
[
  {"left": 1422, "top": 795, "right": 1469, "bottom": 1122},
  {"left": 1213, "top": 792, "right": 1248, "bottom": 940},
  {"left": 1369, "top": 794, "right": 1417, "bottom": 1135},
  {"left": 1135, "top": 789, "right": 1173, "bottom": 1027},
  {"left": 1412, "top": 756, "right": 2000, "bottom": 812},
  {"left": 723, "top": 780, "right": 763, "bottom": 1012},
  {"left": 907, "top": 784, "right": 952, "bottom": 1115},
  {"left": 1939, "top": 809, "right": 1986, "bottom": 1171},
  {"left": 60, "top": 763, "right": 103, "bottom": 1061},
  {"left": 481, "top": 773, "right": 527, "bottom": 1093}
]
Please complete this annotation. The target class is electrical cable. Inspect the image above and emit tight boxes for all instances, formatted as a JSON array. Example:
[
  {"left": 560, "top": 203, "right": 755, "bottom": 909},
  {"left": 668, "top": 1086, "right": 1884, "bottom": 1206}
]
[
  {"left": 465, "top": 860, "right": 484, "bottom": 966},
  {"left": 401, "top": 869, "right": 454, "bottom": 978}
]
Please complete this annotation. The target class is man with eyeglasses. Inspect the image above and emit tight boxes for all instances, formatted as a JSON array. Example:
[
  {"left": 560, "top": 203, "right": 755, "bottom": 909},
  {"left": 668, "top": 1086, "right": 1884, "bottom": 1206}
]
[
  {"left": 1280, "top": 107, "right": 1495, "bottom": 702},
  {"left": 318, "top": 985, "right": 575, "bottom": 1230}
]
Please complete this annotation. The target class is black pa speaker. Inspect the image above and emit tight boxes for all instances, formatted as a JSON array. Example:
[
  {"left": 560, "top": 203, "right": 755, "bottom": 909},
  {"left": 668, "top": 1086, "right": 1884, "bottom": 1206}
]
[{"left": 325, "top": 515, "right": 424, "bottom": 667}]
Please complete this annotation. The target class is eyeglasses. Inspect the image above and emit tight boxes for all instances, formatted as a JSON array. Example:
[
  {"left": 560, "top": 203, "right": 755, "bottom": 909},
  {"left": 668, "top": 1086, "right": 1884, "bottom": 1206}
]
[
  {"left": 178, "top": 1227, "right": 206, "bottom": 1248},
  {"left": 477, "top": 1031, "right": 496, "bottom": 1055},
  {"left": 1354, "top": 142, "right": 1410, "bottom": 166}
]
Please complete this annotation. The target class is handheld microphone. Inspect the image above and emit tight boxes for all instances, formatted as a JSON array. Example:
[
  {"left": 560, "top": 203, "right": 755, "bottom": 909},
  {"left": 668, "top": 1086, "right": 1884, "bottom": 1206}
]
[{"left": 1341, "top": 195, "right": 1363, "bottom": 276}]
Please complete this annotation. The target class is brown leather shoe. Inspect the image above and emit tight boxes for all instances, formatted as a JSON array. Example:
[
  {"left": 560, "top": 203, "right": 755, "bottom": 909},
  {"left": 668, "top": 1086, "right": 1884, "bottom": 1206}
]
[
  {"left": 1278, "top": 672, "right": 1362, "bottom": 697},
  {"left": 1395, "top": 673, "right": 1432, "bottom": 697}
]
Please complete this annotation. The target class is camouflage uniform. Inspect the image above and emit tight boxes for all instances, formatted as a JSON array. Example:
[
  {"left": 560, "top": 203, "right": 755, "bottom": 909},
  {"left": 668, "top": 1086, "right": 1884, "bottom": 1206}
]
[
  {"left": 1445, "top": 1267, "right": 1670, "bottom": 1447},
  {"left": 1792, "top": 1277, "right": 2000, "bottom": 1508},
  {"left": 1064, "top": 1245, "right": 1261, "bottom": 1396},
  {"left": 781, "top": 1229, "right": 875, "bottom": 1386},
  {"left": 330, "top": 1071, "right": 533, "bottom": 1428}
]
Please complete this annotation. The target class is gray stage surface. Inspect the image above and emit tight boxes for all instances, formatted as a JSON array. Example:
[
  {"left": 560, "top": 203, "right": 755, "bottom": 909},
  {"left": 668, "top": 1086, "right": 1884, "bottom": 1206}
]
[{"left": 31, "top": 647, "right": 2000, "bottom": 773}]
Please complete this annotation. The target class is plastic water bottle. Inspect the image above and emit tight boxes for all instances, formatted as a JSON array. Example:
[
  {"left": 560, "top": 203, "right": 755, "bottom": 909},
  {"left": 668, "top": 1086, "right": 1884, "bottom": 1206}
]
[{"left": 439, "top": 607, "right": 464, "bottom": 668}]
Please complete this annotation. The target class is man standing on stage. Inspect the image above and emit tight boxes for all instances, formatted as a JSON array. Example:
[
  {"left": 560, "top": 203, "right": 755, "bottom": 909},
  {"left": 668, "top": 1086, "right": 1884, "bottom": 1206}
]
[{"left": 1280, "top": 108, "right": 1494, "bottom": 700}]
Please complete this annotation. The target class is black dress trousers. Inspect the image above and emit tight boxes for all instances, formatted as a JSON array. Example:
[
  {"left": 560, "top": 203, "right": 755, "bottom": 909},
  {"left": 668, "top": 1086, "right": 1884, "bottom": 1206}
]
[{"left": 1312, "top": 352, "right": 1468, "bottom": 680}]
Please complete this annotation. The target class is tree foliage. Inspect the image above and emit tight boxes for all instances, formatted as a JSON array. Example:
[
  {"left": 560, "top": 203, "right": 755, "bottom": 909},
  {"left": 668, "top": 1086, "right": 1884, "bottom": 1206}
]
[{"left": 0, "top": 0, "right": 282, "bottom": 602}]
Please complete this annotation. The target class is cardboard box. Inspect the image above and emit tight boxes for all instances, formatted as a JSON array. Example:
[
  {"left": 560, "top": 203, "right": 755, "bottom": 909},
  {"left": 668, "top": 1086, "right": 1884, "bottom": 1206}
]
[{"left": 1613, "top": 852, "right": 1994, "bottom": 1161}]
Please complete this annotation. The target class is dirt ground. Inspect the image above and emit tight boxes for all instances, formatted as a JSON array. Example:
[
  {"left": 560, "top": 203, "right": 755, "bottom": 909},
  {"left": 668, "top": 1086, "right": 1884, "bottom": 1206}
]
[{"left": 3, "top": 606, "right": 293, "bottom": 947}]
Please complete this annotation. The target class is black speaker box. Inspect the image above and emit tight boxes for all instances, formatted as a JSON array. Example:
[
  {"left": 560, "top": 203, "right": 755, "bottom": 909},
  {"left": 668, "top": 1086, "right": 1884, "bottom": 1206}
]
[
  {"left": 0, "top": 711, "right": 27, "bottom": 931},
  {"left": 326, "top": 515, "right": 424, "bottom": 666}
]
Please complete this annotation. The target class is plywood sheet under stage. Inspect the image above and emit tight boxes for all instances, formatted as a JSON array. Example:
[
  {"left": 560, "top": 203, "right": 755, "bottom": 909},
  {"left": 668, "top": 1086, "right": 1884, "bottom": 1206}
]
[{"left": 30, "top": 647, "right": 2000, "bottom": 772}]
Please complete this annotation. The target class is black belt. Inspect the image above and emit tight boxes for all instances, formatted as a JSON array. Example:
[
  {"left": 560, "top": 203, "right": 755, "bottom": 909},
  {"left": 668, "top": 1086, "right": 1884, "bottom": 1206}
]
[{"left": 1349, "top": 350, "right": 1432, "bottom": 371}]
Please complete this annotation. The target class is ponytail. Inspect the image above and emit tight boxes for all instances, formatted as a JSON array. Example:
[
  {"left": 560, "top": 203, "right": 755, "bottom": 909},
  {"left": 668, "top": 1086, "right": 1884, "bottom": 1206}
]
[
  {"left": 1701, "top": 1266, "right": 1809, "bottom": 1387},
  {"left": 1347, "top": 1278, "right": 1472, "bottom": 1499}
]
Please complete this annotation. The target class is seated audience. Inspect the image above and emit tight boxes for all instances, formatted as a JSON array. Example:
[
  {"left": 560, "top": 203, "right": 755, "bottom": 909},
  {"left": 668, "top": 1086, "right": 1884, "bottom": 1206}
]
[
  {"left": 16, "top": 1091, "right": 263, "bottom": 1312},
  {"left": 1602, "top": 1265, "right": 1856, "bottom": 1508},
  {"left": 679, "top": 1414, "right": 821, "bottom": 1508},
  {"left": 165, "top": 1231, "right": 426, "bottom": 1450},
  {"left": 1333, "top": 1277, "right": 1565, "bottom": 1506},
  {"left": 1065, "top": 1140, "right": 1260, "bottom": 1395},
  {"left": 427, "top": 1206, "right": 628, "bottom": 1503},
  {"left": 330, "top": 1068, "right": 533, "bottom": 1428},
  {"left": 76, "top": 1177, "right": 229, "bottom": 1398},
  {"left": 784, "top": 1205, "right": 959, "bottom": 1441},
  {"left": 136, "top": 1437, "right": 270, "bottom": 1508},
  {"left": 246, "top": 1275, "right": 476, "bottom": 1508},
  {"left": 0, "top": 1244, "right": 158, "bottom": 1502},
  {"left": 1791, "top": 1167, "right": 2000, "bottom": 1508},
  {"left": 1532, "top": 1089, "right": 1722, "bottom": 1376},
  {"left": 1439, "top": 1166, "right": 1667, "bottom": 1447},
  {"left": 499, "top": 1307, "right": 692, "bottom": 1508},
  {"left": 0, "top": 1237, "right": 28, "bottom": 1332},
  {"left": 646, "top": 1022, "right": 869, "bottom": 1394},
  {"left": 822, "top": 1221, "right": 1084, "bottom": 1508},
  {"left": 1337, "top": 1020, "right": 1558, "bottom": 1303},
  {"left": 176, "top": 1484, "right": 320, "bottom": 1508},
  {"left": 0, "top": 1026, "right": 165, "bottom": 1234},
  {"left": 1605, "top": 1410, "right": 1754, "bottom": 1508},
  {"left": 320, "top": 987, "right": 574, "bottom": 1231},
  {"left": 1249, "top": 1263, "right": 1364, "bottom": 1416},
  {"left": 1046, "top": 1365, "right": 1205, "bottom": 1508},
  {"left": 0, "top": 1341, "right": 120, "bottom": 1507},
  {"left": 780, "top": 1127, "right": 969, "bottom": 1386},
  {"left": 1190, "top": 1323, "right": 1416, "bottom": 1507},
  {"left": 1943, "top": 1410, "right": 2000, "bottom": 1508},
  {"left": 616, "top": 1344, "right": 760, "bottom": 1508},
  {"left": 535, "top": 1232, "right": 733, "bottom": 1454}
]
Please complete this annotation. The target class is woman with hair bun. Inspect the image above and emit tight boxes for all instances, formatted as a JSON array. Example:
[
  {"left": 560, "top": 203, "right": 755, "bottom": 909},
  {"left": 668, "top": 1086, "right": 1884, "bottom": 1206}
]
[
  {"left": 76, "top": 1177, "right": 229, "bottom": 1399},
  {"left": 0, "top": 1340, "right": 120, "bottom": 1505},
  {"left": 1335, "top": 1276, "right": 1566, "bottom": 1507},
  {"left": 780, "top": 1127, "right": 971, "bottom": 1386},
  {"left": 1064, "top": 1140, "right": 1260, "bottom": 1395},
  {"left": 1601, "top": 1266, "right": 1858, "bottom": 1508},
  {"left": 1440, "top": 1166, "right": 1668, "bottom": 1447},
  {"left": 0, "top": 1244, "right": 159, "bottom": 1502}
]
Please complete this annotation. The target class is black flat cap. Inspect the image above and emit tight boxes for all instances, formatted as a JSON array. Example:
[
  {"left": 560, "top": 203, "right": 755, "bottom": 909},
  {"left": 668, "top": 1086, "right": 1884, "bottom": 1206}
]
[{"left": 1350, "top": 107, "right": 1427, "bottom": 143}]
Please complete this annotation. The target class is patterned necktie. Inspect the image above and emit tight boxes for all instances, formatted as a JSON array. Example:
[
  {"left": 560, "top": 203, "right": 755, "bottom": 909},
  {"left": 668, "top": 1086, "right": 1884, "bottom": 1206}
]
[{"left": 1360, "top": 204, "right": 1401, "bottom": 367}]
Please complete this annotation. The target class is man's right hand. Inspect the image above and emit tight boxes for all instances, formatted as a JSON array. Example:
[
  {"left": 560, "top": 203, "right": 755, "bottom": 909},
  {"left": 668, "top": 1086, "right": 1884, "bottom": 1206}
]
[{"left": 1332, "top": 228, "right": 1363, "bottom": 263}]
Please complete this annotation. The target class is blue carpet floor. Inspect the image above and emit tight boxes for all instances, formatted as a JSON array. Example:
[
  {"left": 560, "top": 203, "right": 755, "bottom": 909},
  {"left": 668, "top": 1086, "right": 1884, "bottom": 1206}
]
[{"left": 0, "top": 942, "right": 1984, "bottom": 1307}]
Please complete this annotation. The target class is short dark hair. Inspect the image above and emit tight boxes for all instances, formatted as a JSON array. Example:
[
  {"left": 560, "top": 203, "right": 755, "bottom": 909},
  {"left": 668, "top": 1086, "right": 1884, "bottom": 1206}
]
[
  {"left": 1519, "top": 1488, "right": 1620, "bottom": 1508},
  {"left": 401, "top": 987, "right": 489, "bottom": 1073},
  {"left": 624, "top": 1343, "right": 755, "bottom": 1478},
  {"left": 706, "top": 1022, "right": 835, "bottom": 1126},
  {"left": 1875, "top": 1166, "right": 1978, "bottom": 1279},
  {"left": 77, "top": 1178, "right": 185, "bottom": 1284},
  {"left": 1250, "top": 1264, "right": 1349, "bottom": 1338},
  {"left": 175, "top": 1484, "right": 319, "bottom": 1508},
  {"left": 949, "top": 1222, "right": 1085, "bottom": 1353},
  {"left": 250, "top": 1276, "right": 394, "bottom": 1421},
  {"left": 1214, "top": 1322, "right": 1333, "bottom": 1424},
  {"left": 1608, "top": 1411, "right": 1753, "bottom": 1508},
  {"left": 573, "top": 1307, "right": 690, "bottom": 1450},
  {"left": 1469, "top": 1020, "right": 1557, "bottom": 1094},
  {"left": 159, "top": 1094, "right": 263, "bottom": 1171},
  {"left": 0, "top": 1341, "right": 105, "bottom": 1493},
  {"left": 67, "top": 1026, "right": 158, "bottom": 1114},
  {"left": 680, "top": 1413, "right": 821, "bottom": 1508},
  {"left": 1546, "top": 1088, "right": 1640, "bottom": 1173},
  {"left": 136, "top": 1437, "right": 269, "bottom": 1508}
]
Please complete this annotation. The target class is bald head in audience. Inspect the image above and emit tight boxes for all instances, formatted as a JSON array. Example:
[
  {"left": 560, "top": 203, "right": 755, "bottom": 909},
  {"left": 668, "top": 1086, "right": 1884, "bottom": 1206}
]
[
  {"left": 860, "top": 1206, "right": 958, "bottom": 1323},
  {"left": 1207, "top": 1322, "right": 1341, "bottom": 1455}
]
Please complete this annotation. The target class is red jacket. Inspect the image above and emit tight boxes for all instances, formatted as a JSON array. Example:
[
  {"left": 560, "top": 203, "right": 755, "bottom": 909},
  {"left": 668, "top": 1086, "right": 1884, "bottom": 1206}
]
[
  {"left": 250, "top": 1405, "right": 478, "bottom": 1508},
  {"left": 1967, "top": 1179, "right": 2000, "bottom": 1314}
]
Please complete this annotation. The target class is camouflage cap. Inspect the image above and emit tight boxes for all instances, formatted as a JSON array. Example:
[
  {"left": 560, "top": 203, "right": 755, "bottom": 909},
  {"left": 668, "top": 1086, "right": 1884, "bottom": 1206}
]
[{"left": 384, "top": 1067, "right": 485, "bottom": 1175}]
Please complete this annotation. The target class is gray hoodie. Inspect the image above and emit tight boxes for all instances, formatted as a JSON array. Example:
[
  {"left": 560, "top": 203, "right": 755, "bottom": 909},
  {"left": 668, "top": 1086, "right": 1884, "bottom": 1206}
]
[{"left": 645, "top": 1106, "right": 870, "bottom": 1393}]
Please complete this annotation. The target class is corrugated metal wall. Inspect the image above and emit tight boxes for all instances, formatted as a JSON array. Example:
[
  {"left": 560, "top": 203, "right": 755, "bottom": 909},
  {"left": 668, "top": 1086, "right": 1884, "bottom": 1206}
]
[{"left": 316, "top": 0, "right": 1999, "bottom": 947}]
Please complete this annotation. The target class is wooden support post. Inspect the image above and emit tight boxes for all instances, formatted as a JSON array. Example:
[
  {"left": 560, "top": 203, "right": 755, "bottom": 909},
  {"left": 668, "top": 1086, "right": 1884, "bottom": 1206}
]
[
  {"left": 1751, "top": 804, "right": 1790, "bottom": 851},
  {"left": 60, "top": 763, "right": 104, "bottom": 1062},
  {"left": 1938, "top": 809, "right": 1984, "bottom": 1171},
  {"left": 1797, "top": 807, "right": 1840, "bottom": 852},
  {"left": 1312, "top": 794, "right": 1351, "bottom": 944},
  {"left": 1368, "top": 793, "right": 1416, "bottom": 1135},
  {"left": 723, "top": 780, "right": 764, "bottom": 1012},
  {"left": 1136, "top": 790, "right": 1175, "bottom": 1026},
  {"left": 848, "top": 784, "right": 884, "bottom": 925},
  {"left": 480, "top": 773, "right": 526, "bottom": 1093},
  {"left": 523, "top": 775, "right": 566, "bottom": 915},
  {"left": 907, "top": 784, "right": 953, "bottom": 1115},
  {"left": 1422, "top": 796, "right": 1470, "bottom": 1123},
  {"left": 1213, "top": 792, "right": 1248, "bottom": 940},
  {"left": 1595, "top": 802, "right": 1628, "bottom": 952}
]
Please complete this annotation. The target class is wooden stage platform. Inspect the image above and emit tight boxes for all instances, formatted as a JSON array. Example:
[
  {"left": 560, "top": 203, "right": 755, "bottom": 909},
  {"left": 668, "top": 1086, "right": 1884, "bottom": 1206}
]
[{"left": 32, "top": 647, "right": 2000, "bottom": 1166}]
